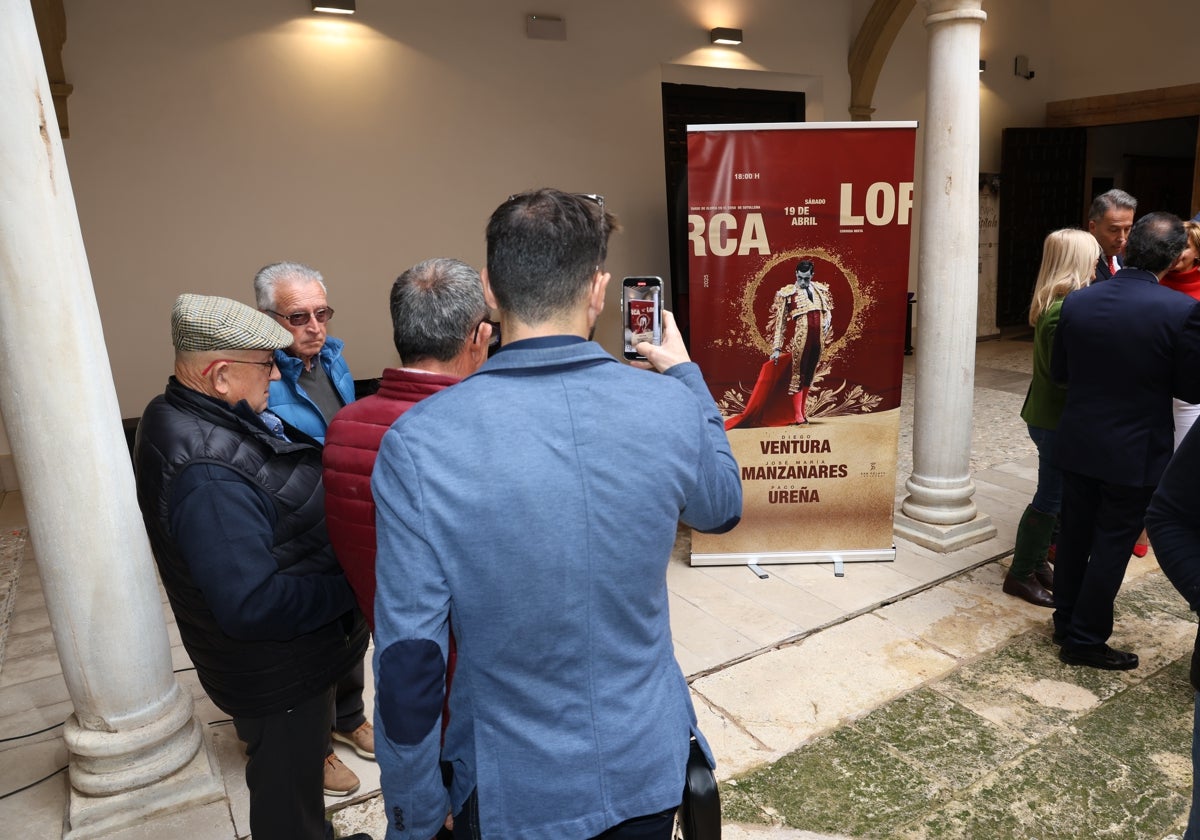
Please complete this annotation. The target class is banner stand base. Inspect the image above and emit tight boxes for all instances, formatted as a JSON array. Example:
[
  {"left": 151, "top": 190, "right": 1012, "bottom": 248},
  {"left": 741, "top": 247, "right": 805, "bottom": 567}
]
[{"left": 689, "top": 547, "right": 895, "bottom": 569}]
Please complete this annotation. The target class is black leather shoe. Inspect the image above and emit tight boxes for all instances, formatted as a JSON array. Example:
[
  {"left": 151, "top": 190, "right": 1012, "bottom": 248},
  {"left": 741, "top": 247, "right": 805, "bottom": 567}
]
[
  {"left": 1051, "top": 630, "right": 1067, "bottom": 645},
  {"left": 1033, "top": 561, "right": 1053, "bottom": 591},
  {"left": 1002, "top": 572, "right": 1054, "bottom": 607},
  {"left": 1058, "top": 643, "right": 1138, "bottom": 670}
]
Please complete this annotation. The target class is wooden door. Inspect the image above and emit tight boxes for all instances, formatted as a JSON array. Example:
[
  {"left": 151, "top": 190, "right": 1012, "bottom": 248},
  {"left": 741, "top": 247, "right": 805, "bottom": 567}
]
[{"left": 996, "top": 127, "right": 1087, "bottom": 327}]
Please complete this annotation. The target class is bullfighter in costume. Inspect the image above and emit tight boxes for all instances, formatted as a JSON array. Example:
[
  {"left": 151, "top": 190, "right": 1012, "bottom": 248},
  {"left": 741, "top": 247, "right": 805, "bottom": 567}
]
[{"left": 769, "top": 260, "right": 834, "bottom": 424}]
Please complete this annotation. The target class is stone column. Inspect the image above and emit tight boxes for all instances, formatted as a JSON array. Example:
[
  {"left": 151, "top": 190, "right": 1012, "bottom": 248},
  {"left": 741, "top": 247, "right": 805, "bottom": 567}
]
[
  {"left": 893, "top": 0, "right": 997, "bottom": 552},
  {"left": 0, "top": 1, "right": 224, "bottom": 835}
]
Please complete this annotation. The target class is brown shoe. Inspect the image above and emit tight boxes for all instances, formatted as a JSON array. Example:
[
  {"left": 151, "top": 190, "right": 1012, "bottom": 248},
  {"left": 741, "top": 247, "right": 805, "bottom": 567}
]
[
  {"left": 1002, "top": 571, "right": 1054, "bottom": 608},
  {"left": 332, "top": 721, "right": 375, "bottom": 760},
  {"left": 323, "top": 753, "right": 360, "bottom": 797}
]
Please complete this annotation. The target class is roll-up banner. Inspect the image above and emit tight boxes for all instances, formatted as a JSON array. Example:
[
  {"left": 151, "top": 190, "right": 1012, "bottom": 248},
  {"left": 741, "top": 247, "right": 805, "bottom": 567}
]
[{"left": 687, "top": 122, "right": 917, "bottom": 567}]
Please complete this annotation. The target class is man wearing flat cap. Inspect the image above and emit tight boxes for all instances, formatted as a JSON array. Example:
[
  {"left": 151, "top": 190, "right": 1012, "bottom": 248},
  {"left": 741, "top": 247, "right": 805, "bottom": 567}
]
[{"left": 133, "top": 294, "right": 370, "bottom": 840}]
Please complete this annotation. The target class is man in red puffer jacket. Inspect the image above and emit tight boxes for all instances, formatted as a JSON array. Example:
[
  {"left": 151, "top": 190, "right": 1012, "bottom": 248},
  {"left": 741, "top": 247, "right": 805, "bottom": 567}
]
[{"left": 324, "top": 257, "right": 492, "bottom": 629}]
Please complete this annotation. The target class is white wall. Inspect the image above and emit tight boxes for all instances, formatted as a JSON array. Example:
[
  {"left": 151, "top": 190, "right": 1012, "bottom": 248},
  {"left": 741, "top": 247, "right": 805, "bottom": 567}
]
[
  {"left": 59, "top": 0, "right": 854, "bottom": 417},
  {"left": 46, "top": 0, "right": 1200, "bottom": 425}
]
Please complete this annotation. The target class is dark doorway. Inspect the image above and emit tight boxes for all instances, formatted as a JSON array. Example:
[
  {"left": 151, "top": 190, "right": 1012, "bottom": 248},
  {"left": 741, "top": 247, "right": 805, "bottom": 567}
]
[
  {"left": 997, "top": 127, "right": 1087, "bottom": 328},
  {"left": 661, "top": 83, "right": 804, "bottom": 342}
]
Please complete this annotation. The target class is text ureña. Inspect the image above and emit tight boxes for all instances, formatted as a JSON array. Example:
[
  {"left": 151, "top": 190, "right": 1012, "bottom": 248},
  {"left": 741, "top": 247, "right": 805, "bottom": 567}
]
[
  {"left": 769, "top": 488, "right": 820, "bottom": 504},
  {"left": 839, "top": 182, "right": 914, "bottom": 226},
  {"left": 688, "top": 213, "right": 770, "bottom": 256}
]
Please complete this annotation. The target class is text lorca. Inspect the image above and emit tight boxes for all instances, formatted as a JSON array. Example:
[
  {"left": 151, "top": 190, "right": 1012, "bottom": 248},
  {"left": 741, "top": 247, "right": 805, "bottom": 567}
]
[{"left": 688, "top": 181, "right": 915, "bottom": 256}]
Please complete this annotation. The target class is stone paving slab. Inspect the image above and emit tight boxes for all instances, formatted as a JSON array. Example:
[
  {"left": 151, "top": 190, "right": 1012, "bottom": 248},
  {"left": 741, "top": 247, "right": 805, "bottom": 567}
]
[{"left": 692, "top": 613, "right": 958, "bottom": 777}]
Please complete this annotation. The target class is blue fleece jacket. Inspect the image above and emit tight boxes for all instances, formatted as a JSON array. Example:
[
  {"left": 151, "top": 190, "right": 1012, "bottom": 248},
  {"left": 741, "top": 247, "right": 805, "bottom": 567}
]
[{"left": 269, "top": 336, "right": 355, "bottom": 443}]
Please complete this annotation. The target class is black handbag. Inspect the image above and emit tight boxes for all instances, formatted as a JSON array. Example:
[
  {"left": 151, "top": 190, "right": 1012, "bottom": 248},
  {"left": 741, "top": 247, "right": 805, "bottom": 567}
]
[{"left": 677, "top": 737, "right": 720, "bottom": 840}]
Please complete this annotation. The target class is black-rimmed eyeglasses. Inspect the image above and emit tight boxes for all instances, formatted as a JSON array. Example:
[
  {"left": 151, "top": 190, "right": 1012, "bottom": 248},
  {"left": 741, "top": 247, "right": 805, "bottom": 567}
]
[
  {"left": 266, "top": 307, "right": 335, "bottom": 327},
  {"left": 200, "top": 358, "right": 278, "bottom": 376}
]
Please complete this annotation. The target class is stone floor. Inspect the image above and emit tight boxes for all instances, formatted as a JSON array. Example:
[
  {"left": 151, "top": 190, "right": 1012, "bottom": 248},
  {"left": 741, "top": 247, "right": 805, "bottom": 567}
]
[
  {"left": 718, "top": 556, "right": 1194, "bottom": 840},
  {"left": 0, "top": 336, "right": 1194, "bottom": 838}
]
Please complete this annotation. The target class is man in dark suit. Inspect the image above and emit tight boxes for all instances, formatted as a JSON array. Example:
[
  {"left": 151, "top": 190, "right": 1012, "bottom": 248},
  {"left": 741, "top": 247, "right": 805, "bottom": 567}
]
[
  {"left": 1051, "top": 211, "right": 1200, "bottom": 670},
  {"left": 1088, "top": 188, "right": 1137, "bottom": 282}
]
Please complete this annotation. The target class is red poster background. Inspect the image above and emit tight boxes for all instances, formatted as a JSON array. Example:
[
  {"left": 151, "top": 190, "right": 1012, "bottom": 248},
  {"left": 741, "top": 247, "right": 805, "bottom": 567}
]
[{"left": 688, "top": 123, "right": 916, "bottom": 563}]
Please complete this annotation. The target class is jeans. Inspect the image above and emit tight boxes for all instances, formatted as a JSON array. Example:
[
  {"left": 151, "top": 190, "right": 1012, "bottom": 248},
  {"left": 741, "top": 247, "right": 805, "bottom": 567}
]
[
  {"left": 1187, "top": 691, "right": 1200, "bottom": 840},
  {"left": 1028, "top": 424, "right": 1063, "bottom": 515}
]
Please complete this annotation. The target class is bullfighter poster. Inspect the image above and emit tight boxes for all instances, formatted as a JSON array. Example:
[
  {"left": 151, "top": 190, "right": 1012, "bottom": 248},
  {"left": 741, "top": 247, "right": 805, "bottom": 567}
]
[{"left": 687, "top": 122, "right": 917, "bottom": 566}]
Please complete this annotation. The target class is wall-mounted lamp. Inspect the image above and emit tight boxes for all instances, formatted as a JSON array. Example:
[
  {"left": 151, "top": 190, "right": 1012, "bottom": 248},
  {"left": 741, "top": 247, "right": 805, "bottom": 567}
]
[
  {"left": 979, "top": 59, "right": 986, "bottom": 73},
  {"left": 710, "top": 27, "right": 743, "bottom": 45},
  {"left": 1014, "top": 55, "right": 1035, "bottom": 80},
  {"left": 526, "top": 14, "right": 566, "bottom": 40},
  {"left": 312, "top": 0, "right": 355, "bottom": 13}
]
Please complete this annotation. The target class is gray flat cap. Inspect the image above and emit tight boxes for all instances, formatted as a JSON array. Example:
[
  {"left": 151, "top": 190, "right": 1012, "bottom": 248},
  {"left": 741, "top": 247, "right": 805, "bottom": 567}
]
[{"left": 171, "top": 293, "right": 293, "bottom": 352}]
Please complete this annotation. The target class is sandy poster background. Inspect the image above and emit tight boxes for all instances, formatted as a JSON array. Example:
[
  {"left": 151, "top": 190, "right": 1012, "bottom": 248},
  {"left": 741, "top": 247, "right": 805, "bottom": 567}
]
[{"left": 687, "top": 123, "right": 917, "bottom": 563}]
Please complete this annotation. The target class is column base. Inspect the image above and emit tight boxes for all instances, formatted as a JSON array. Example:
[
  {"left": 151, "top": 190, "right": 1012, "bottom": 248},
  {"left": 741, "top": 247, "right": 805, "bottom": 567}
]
[
  {"left": 893, "top": 510, "right": 996, "bottom": 553},
  {"left": 64, "top": 732, "right": 226, "bottom": 839}
]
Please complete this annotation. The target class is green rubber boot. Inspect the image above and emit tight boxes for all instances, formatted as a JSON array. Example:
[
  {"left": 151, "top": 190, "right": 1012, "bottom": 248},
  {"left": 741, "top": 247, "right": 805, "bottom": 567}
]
[{"left": 1011, "top": 504, "right": 1056, "bottom": 579}]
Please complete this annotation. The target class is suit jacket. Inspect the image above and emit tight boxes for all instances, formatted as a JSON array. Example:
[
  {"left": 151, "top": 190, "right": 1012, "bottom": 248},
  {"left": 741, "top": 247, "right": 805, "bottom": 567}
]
[
  {"left": 1145, "top": 417, "right": 1200, "bottom": 693},
  {"left": 1052, "top": 268, "right": 1200, "bottom": 486},
  {"left": 370, "top": 338, "right": 742, "bottom": 839},
  {"left": 1093, "top": 253, "right": 1123, "bottom": 283}
]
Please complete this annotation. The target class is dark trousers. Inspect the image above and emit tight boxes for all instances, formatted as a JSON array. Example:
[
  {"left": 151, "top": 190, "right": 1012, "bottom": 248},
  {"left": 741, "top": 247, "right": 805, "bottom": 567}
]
[
  {"left": 334, "top": 656, "right": 367, "bottom": 734},
  {"left": 1187, "top": 691, "right": 1200, "bottom": 840},
  {"left": 453, "top": 789, "right": 677, "bottom": 840},
  {"left": 1053, "top": 470, "right": 1153, "bottom": 646},
  {"left": 233, "top": 685, "right": 336, "bottom": 840}
]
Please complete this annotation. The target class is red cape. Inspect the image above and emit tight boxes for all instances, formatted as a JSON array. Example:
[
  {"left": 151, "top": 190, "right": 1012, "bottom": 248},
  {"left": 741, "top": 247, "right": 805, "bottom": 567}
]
[{"left": 724, "top": 352, "right": 796, "bottom": 430}]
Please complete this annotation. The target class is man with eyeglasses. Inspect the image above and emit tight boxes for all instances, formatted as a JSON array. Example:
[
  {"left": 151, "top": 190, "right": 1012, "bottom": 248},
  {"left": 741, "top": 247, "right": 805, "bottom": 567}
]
[
  {"left": 132, "top": 294, "right": 370, "bottom": 840},
  {"left": 253, "top": 261, "right": 354, "bottom": 445},
  {"left": 252, "top": 260, "right": 375, "bottom": 796},
  {"left": 371, "top": 189, "right": 742, "bottom": 839}
]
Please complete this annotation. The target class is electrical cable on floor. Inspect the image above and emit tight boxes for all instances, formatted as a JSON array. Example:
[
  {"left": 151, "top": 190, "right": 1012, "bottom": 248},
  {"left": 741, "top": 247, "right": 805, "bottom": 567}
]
[
  {"left": 0, "top": 720, "right": 63, "bottom": 743},
  {"left": 0, "top": 667, "right": 195, "bottom": 745},
  {"left": 0, "top": 764, "right": 67, "bottom": 800}
]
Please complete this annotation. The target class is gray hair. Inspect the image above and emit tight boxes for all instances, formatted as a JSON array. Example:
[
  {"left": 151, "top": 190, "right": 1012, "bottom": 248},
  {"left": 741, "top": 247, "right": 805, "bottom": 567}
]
[
  {"left": 253, "top": 261, "right": 327, "bottom": 310},
  {"left": 1088, "top": 189, "right": 1137, "bottom": 222},
  {"left": 390, "top": 258, "right": 487, "bottom": 364}
]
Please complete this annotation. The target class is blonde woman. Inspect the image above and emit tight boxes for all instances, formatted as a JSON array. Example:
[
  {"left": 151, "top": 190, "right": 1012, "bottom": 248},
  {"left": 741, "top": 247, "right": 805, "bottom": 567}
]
[{"left": 1005, "top": 229, "right": 1101, "bottom": 607}]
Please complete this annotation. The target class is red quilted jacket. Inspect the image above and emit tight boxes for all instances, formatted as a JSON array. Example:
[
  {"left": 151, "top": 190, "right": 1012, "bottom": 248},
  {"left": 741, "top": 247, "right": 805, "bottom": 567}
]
[{"left": 323, "top": 367, "right": 459, "bottom": 628}]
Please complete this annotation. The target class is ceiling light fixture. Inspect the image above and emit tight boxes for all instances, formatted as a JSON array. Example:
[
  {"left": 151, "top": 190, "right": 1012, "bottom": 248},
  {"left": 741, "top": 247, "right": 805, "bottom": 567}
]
[
  {"left": 312, "top": 0, "right": 355, "bottom": 14},
  {"left": 710, "top": 27, "right": 743, "bottom": 46}
]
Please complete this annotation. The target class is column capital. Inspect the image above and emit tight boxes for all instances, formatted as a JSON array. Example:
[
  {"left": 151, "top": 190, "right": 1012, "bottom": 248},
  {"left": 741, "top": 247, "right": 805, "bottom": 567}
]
[{"left": 920, "top": 0, "right": 984, "bottom": 14}]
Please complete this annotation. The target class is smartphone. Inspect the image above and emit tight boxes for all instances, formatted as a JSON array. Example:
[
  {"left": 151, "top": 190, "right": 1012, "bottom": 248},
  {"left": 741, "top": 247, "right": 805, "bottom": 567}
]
[{"left": 622, "top": 276, "right": 663, "bottom": 360}]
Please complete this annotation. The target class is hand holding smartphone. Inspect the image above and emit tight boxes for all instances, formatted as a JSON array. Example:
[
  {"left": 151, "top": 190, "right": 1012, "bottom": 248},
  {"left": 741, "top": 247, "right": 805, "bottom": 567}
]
[{"left": 621, "top": 276, "right": 663, "bottom": 360}]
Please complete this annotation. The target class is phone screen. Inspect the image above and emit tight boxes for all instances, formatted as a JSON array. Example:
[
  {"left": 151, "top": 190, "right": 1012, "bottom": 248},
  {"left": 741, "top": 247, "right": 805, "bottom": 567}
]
[{"left": 622, "top": 277, "right": 663, "bottom": 360}]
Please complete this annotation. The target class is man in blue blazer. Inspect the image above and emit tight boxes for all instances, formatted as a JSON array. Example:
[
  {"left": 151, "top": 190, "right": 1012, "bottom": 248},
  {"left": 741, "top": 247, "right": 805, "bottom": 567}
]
[
  {"left": 371, "top": 189, "right": 742, "bottom": 839},
  {"left": 1052, "top": 211, "right": 1200, "bottom": 669}
]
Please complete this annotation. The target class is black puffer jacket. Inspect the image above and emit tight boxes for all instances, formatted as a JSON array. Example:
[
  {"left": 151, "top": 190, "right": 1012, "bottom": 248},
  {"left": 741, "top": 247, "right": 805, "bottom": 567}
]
[{"left": 134, "top": 378, "right": 368, "bottom": 716}]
